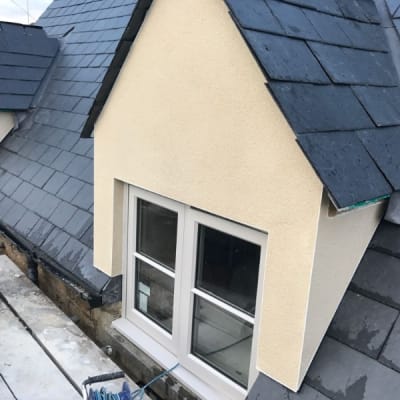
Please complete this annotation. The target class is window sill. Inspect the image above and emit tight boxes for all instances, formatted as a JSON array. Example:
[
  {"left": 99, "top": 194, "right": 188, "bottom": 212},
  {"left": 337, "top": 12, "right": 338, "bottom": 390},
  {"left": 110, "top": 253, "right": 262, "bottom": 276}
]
[{"left": 112, "top": 318, "right": 239, "bottom": 400}]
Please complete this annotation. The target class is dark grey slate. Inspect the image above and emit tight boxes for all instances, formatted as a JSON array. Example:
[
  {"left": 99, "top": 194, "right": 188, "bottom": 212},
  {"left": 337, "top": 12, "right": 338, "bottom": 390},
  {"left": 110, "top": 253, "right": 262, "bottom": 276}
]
[
  {"left": 64, "top": 209, "right": 92, "bottom": 237},
  {"left": 0, "top": 22, "right": 58, "bottom": 110},
  {"left": 352, "top": 250, "right": 400, "bottom": 309},
  {"left": 74, "top": 250, "right": 110, "bottom": 293},
  {"left": 71, "top": 184, "right": 93, "bottom": 210},
  {"left": 14, "top": 210, "right": 40, "bottom": 237},
  {"left": 246, "top": 373, "right": 329, "bottom": 399},
  {"left": 280, "top": 0, "right": 342, "bottom": 16},
  {"left": 224, "top": 0, "right": 284, "bottom": 34},
  {"left": 10, "top": 182, "right": 34, "bottom": 204},
  {"left": 328, "top": 291, "right": 399, "bottom": 358},
  {"left": 56, "top": 237, "right": 88, "bottom": 272},
  {"left": 302, "top": 10, "right": 352, "bottom": 47},
  {"left": 358, "top": 128, "right": 400, "bottom": 190},
  {"left": 48, "top": 201, "right": 77, "bottom": 229},
  {"left": 267, "top": 0, "right": 321, "bottom": 40},
  {"left": 353, "top": 87, "right": 400, "bottom": 127},
  {"left": 57, "top": 177, "right": 85, "bottom": 202},
  {"left": 306, "top": 337, "right": 400, "bottom": 400},
  {"left": 370, "top": 221, "right": 400, "bottom": 258},
  {"left": 41, "top": 227, "right": 70, "bottom": 260},
  {"left": 243, "top": 30, "right": 329, "bottom": 83},
  {"left": 309, "top": 43, "right": 398, "bottom": 86},
  {"left": 3, "top": 203, "right": 26, "bottom": 227},
  {"left": 297, "top": 132, "right": 392, "bottom": 208},
  {"left": 26, "top": 218, "right": 54, "bottom": 247},
  {"left": 380, "top": 317, "right": 400, "bottom": 372},
  {"left": 43, "top": 171, "right": 69, "bottom": 194},
  {"left": 268, "top": 83, "right": 374, "bottom": 133}
]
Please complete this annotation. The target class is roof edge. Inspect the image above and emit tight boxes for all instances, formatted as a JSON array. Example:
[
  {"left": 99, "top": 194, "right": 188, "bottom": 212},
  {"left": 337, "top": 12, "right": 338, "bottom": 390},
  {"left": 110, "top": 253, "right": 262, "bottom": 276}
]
[{"left": 81, "top": 0, "right": 153, "bottom": 138}]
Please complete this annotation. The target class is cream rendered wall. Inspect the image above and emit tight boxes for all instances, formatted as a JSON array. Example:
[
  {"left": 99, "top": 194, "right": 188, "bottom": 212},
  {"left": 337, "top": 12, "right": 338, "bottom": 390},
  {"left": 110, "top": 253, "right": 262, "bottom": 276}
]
[
  {"left": 299, "top": 193, "right": 385, "bottom": 381},
  {"left": 93, "top": 0, "right": 322, "bottom": 390},
  {"left": 0, "top": 112, "right": 14, "bottom": 142},
  {"left": 92, "top": 0, "right": 379, "bottom": 392}
]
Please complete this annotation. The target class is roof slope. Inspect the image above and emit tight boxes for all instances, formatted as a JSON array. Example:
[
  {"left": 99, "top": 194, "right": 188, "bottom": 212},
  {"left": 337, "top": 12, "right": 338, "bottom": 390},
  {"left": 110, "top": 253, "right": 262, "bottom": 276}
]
[
  {"left": 248, "top": 220, "right": 400, "bottom": 399},
  {"left": 0, "top": 22, "right": 58, "bottom": 111},
  {"left": 225, "top": 0, "right": 400, "bottom": 210},
  {"left": 0, "top": 0, "right": 151, "bottom": 300}
]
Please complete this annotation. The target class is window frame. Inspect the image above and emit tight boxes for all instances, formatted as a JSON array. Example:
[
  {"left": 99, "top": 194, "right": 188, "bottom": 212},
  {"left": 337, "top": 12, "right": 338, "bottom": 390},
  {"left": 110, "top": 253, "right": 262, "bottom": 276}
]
[{"left": 124, "top": 186, "right": 267, "bottom": 399}]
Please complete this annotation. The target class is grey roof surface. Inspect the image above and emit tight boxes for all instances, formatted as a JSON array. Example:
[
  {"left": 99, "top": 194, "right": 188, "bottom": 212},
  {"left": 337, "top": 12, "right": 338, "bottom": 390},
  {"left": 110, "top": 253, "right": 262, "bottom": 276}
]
[
  {"left": 247, "top": 220, "right": 400, "bottom": 400},
  {"left": 225, "top": 0, "right": 400, "bottom": 210},
  {"left": 0, "top": 0, "right": 151, "bottom": 299},
  {"left": 0, "top": 22, "right": 58, "bottom": 110}
]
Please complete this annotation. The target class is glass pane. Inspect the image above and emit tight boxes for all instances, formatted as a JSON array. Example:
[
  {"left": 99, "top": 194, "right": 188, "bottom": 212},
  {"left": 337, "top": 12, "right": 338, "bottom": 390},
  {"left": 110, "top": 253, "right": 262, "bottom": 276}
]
[
  {"left": 196, "top": 225, "right": 261, "bottom": 316},
  {"left": 192, "top": 296, "right": 253, "bottom": 388},
  {"left": 135, "top": 259, "right": 174, "bottom": 333},
  {"left": 137, "top": 199, "right": 178, "bottom": 270}
]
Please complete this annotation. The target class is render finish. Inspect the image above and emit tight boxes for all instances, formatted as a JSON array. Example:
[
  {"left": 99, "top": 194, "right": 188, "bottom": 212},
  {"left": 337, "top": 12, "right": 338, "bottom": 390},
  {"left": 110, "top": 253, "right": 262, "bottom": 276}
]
[{"left": 0, "top": 113, "right": 14, "bottom": 143}]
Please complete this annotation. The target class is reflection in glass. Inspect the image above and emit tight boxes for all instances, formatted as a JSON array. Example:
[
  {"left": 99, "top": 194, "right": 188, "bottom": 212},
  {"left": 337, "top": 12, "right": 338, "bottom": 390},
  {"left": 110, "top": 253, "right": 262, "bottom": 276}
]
[
  {"left": 196, "top": 225, "right": 260, "bottom": 316},
  {"left": 192, "top": 296, "right": 253, "bottom": 388},
  {"left": 135, "top": 259, "right": 174, "bottom": 333},
  {"left": 137, "top": 199, "right": 178, "bottom": 270}
]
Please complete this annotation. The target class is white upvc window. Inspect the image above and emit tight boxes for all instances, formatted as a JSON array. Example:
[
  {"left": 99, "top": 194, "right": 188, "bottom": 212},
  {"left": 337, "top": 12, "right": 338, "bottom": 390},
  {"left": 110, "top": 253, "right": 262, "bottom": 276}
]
[{"left": 124, "top": 186, "right": 267, "bottom": 399}]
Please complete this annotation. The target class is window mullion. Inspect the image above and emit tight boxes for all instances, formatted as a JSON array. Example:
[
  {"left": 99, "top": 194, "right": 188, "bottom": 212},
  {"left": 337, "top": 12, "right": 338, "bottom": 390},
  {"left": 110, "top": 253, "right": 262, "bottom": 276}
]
[
  {"left": 134, "top": 252, "right": 175, "bottom": 279},
  {"left": 191, "top": 288, "right": 255, "bottom": 325}
]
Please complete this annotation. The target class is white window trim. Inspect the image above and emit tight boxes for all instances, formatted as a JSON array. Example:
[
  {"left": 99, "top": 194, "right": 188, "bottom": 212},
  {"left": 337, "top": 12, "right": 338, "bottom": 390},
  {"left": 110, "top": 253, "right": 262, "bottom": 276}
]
[{"left": 120, "top": 185, "right": 268, "bottom": 400}]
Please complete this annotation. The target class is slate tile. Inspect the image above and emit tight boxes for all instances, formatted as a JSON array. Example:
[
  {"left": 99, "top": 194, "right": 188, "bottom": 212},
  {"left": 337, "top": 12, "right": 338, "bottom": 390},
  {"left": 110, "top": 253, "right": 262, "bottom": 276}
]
[
  {"left": 80, "top": 224, "right": 93, "bottom": 248},
  {"left": 2, "top": 135, "right": 27, "bottom": 153},
  {"left": 224, "top": 0, "right": 284, "bottom": 34},
  {"left": 380, "top": 317, "right": 400, "bottom": 372},
  {"left": 78, "top": 163, "right": 93, "bottom": 184},
  {"left": 20, "top": 161, "right": 42, "bottom": 181},
  {"left": 358, "top": 128, "right": 400, "bottom": 190},
  {"left": 10, "top": 181, "right": 34, "bottom": 203},
  {"left": 2, "top": 203, "right": 26, "bottom": 227},
  {"left": 27, "top": 143, "right": 49, "bottom": 162},
  {"left": 64, "top": 155, "right": 92, "bottom": 178},
  {"left": 370, "top": 221, "right": 400, "bottom": 258},
  {"left": 0, "top": 169, "right": 12, "bottom": 187},
  {"left": 280, "top": 0, "right": 342, "bottom": 16},
  {"left": 34, "top": 193, "right": 60, "bottom": 219},
  {"left": 14, "top": 210, "right": 40, "bottom": 237},
  {"left": 297, "top": 132, "right": 392, "bottom": 208},
  {"left": 41, "top": 227, "right": 71, "bottom": 259},
  {"left": 57, "top": 177, "right": 85, "bottom": 202},
  {"left": 48, "top": 201, "right": 78, "bottom": 229},
  {"left": 268, "top": 83, "right": 374, "bottom": 133},
  {"left": 267, "top": 0, "right": 321, "bottom": 40},
  {"left": 243, "top": 30, "right": 329, "bottom": 83},
  {"left": 71, "top": 139, "right": 93, "bottom": 156},
  {"left": 64, "top": 209, "right": 92, "bottom": 238},
  {"left": 56, "top": 236, "right": 88, "bottom": 272},
  {"left": 30, "top": 165, "right": 54, "bottom": 188},
  {"left": 247, "top": 373, "right": 329, "bottom": 399},
  {"left": 51, "top": 150, "right": 76, "bottom": 171},
  {"left": 309, "top": 43, "right": 398, "bottom": 86},
  {"left": 74, "top": 250, "right": 110, "bottom": 292},
  {"left": 353, "top": 87, "right": 400, "bottom": 127},
  {"left": 38, "top": 146, "right": 62, "bottom": 165},
  {"left": 22, "top": 187, "right": 46, "bottom": 211},
  {"left": 71, "top": 184, "right": 93, "bottom": 210},
  {"left": 352, "top": 249, "right": 400, "bottom": 309},
  {"left": 337, "top": 18, "right": 388, "bottom": 52},
  {"left": 73, "top": 98, "right": 93, "bottom": 114},
  {"left": 1, "top": 175, "right": 22, "bottom": 197},
  {"left": 336, "top": 0, "right": 371, "bottom": 23},
  {"left": 59, "top": 133, "right": 81, "bottom": 151},
  {"left": 0, "top": 196, "right": 14, "bottom": 219},
  {"left": 306, "top": 337, "right": 400, "bottom": 400},
  {"left": 43, "top": 171, "right": 70, "bottom": 195},
  {"left": 303, "top": 10, "right": 352, "bottom": 47},
  {"left": 328, "top": 291, "right": 398, "bottom": 358}
]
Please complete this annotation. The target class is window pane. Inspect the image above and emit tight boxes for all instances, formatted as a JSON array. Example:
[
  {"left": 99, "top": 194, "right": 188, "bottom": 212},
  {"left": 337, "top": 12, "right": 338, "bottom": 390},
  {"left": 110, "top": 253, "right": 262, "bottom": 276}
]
[
  {"left": 192, "top": 296, "right": 253, "bottom": 388},
  {"left": 135, "top": 259, "right": 174, "bottom": 333},
  {"left": 137, "top": 199, "right": 178, "bottom": 270},
  {"left": 196, "top": 225, "right": 260, "bottom": 316}
]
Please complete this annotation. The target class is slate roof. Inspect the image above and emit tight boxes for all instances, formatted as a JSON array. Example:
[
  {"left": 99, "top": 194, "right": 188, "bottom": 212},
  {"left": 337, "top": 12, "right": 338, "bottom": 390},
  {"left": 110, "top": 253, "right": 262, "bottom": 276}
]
[
  {"left": 247, "top": 219, "right": 400, "bottom": 400},
  {"left": 0, "top": 0, "right": 151, "bottom": 302},
  {"left": 0, "top": 22, "right": 58, "bottom": 111},
  {"left": 225, "top": 0, "right": 400, "bottom": 210}
]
